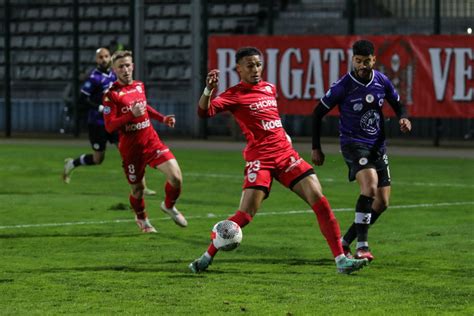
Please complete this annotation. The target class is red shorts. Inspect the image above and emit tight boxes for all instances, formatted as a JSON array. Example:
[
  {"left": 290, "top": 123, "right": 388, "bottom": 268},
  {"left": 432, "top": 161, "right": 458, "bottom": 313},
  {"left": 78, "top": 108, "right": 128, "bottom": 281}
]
[
  {"left": 242, "top": 148, "right": 314, "bottom": 195},
  {"left": 121, "top": 142, "right": 175, "bottom": 184}
]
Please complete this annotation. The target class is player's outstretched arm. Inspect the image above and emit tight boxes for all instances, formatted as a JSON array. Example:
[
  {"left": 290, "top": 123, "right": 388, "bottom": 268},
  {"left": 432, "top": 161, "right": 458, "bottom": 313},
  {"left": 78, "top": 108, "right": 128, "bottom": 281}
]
[
  {"left": 146, "top": 105, "right": 175, "bottom": 128},
  {"left": 311, "top": 102, "right": 330, "bottom": 166},
  {"left": 146, "top": 105, "right": 165, "bottom": 123},
  {"left": 387, "top": 98, "right": 411, "bottom": 134},
  {"left": 79, "top": 92, "right": 101, "bottom": 111},
  {"left": 146, "top": 104, "right": 176, "bottom": 127},
  {"left": 198, "top": 69, "right": 219, "bottom": 116}
]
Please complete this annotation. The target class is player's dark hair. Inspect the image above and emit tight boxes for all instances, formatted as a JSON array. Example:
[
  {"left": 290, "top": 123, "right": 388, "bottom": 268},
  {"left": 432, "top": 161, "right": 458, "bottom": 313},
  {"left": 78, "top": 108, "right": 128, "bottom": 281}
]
[
  {"left": 352, "top": 40, "right": 375, "bottom": 56},
  {"left": 111, "top": 50, "right": 133, "bottom": 64},
  {"left": 235, "top": 47, "right": 262, "bottom": 64}
]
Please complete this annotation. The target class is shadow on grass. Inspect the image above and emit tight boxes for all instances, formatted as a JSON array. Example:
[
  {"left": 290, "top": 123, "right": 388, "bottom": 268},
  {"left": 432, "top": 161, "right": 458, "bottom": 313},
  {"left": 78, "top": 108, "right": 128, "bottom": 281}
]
[
  {"left": 12, "top": 257, "right": 334, "bottom": 276},
  {"left": 178, "top": 197, "right": 235, "bottom": 208}
]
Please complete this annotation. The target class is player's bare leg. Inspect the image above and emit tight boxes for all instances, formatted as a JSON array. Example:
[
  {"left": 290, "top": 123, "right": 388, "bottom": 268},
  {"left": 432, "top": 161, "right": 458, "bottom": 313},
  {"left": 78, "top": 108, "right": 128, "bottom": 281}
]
[
  {"left": 142, "top": 177, "right": 157, "bottom": 196},
  {"left": 156, "top": 159, "right": 187, "bottom": 227},
  {"left": 189, "top": 189, "right": 263, "bottom": 273},
  {"left": 292, "top": 174, "right": 368, "bottom": 274}
]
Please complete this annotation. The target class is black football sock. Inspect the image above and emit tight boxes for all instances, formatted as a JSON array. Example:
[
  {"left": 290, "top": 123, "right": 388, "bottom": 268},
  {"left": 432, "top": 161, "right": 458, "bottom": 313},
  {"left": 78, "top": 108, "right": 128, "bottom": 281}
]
[
  {"left": 73, "top": 154, "right": 95, "bottom": 167},
  {"left": 343, "top": 208, "right": 383, "bottom": 245},
  {"left": 355, "top": 195, "right": 374, "bottom": 249},
  {"left": 343, "top": 223, "right": 357, "bottom": 246},
  {"left": 369, "top": 209, "right": 382, "bottom": 225}
]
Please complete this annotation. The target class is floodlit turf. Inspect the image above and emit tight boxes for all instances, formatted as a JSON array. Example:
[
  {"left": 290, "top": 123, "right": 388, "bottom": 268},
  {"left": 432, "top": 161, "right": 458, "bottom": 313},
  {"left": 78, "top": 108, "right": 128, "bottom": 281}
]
[{"left": 0, "top": 142, "right": 473, "bottom": 315}]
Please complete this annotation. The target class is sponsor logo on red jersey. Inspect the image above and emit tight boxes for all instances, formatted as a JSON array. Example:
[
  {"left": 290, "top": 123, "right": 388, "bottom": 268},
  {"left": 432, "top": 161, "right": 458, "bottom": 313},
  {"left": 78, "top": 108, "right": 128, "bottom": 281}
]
[
  {"left": 261, "top": 119, "right": 282, "bottom": 130},
  {"left": 121, "top": 101, "right": 146, "bottom": 114},
  {"left": 125, "top": 119, "right": 150, "bottom": 132},
  {"left": 249, "top": 98, "right": 277, "bottom": 112}
]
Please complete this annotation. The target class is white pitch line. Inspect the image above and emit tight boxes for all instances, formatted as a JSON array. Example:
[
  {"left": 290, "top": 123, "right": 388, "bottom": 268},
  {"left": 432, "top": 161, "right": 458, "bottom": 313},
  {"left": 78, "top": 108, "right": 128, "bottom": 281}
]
[
  {"left": 186, "top": 173, "right": 474, "bottom": 188},
  {"left": 0, "top": 201, "right": 472, "bottom": 230}
]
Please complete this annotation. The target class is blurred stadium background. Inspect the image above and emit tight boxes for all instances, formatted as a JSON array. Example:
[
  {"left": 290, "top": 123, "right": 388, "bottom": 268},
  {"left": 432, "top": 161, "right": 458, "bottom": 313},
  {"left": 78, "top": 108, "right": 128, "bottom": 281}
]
[{"left": 0, "top": 0, "right": 473, "bottom": 145}]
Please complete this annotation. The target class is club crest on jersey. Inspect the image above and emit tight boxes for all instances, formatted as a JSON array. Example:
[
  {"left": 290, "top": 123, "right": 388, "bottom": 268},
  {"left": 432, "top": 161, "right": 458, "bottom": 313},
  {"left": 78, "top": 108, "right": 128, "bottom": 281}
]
[
  {"left": 360, "top": 110, "right": 381, "bottom": 135},
  {"left": 247, "top": 172, "right": 257, "bottom": 183},
  {"left": 103, "top": 106, "right": 111, "bottom": 114},
  {"left": 265, "top": 85, "right": 272, "bottom": 93},
  {"left": 155, "top": 148, "right": 170, "bottom": 158},
  {"left": 359, "top": 157, "right": 368, "bottom": 166},
  {"left": 353, "top": 103, "right": 363, "bottom": 112},
  {"left": 284, "top": 156, "right": 303, "bottom": 173},
  {"left": 136, "top": 85, "right": 142, "bottom": 93},
  {"left": 365, "top": 94, "right": 374, "bottom": 103}
]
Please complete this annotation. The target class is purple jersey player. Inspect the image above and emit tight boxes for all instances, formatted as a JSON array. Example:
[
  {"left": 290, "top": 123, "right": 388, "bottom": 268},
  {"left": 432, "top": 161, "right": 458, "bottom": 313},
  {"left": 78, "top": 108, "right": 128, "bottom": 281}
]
[
  {"left": 81, "top": 56, "right": 117, "bottom": 127},
  {"left": 312, "top": 40, "right": 412, "bottom": 262}
]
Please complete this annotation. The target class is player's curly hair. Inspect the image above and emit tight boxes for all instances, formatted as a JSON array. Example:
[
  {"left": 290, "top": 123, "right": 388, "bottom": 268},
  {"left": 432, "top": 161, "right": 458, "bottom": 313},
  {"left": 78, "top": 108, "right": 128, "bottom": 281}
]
[
  {"left": 352, "top": 40, "right": 374, "bottom": 56},
  {"left": 111, "top": 50, "right": 133, "bottom": 64},
  {"left": 235, "top": 47, "right": 262, "bottom": 64}
]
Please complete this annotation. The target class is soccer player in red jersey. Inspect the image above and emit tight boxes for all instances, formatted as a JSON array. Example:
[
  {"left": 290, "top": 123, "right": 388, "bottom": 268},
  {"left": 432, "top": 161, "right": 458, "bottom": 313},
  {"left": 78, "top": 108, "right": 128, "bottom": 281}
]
[
  {"left": 102, "top": 50, "right": 187, "bottom": 233},
  {"left": 189, "top": 47, "right": 369, "bottom": 274},
  {"left": 62, "top": 47, "right": 156, "bottom": 196}
]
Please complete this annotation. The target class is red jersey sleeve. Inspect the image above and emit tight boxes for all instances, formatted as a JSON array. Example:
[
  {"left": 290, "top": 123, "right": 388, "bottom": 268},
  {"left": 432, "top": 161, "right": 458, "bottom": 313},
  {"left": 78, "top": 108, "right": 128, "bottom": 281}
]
[
  {"left": 102, "top": 91, "right": 134, "bottom": 133},
  {"left": 146, "top": 105, "right": 165, "bottom": 123},
  {"left": 198, "top": 88, "right": 237, "bottom": 118}
]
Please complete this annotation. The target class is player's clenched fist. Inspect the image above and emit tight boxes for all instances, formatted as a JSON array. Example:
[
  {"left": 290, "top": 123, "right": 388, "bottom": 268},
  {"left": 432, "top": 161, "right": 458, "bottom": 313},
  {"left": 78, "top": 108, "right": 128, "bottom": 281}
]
[
  {"left": 164, "top": 115, "right": 176, "bottom": 128},
  {"left": 131, "top": 102, "right": 146, "bottom": 117},
  {"left": 311, "top": 149, "right": 325, "bottom": 166},
  {"left": 399, "top": 118, "right": 411, "bottom": 133},
  {"left": 206, "top": 69, "right": 219, "bottom": 89}
]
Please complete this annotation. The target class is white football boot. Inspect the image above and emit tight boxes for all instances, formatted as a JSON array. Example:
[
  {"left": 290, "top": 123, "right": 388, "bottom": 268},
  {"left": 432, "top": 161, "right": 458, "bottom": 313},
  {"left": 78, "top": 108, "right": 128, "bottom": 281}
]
[
  {"left": 135, "top": 216, "right": 157, "bottom": 233},
  {"left": 143, "top": 188, "right": 157, "bottom": 196},
  {"left": 62, "top": 158, "right": 75, "bottom": 184},
  {"left": 160, "top": 202, "right": 188, "bottom": 227}
]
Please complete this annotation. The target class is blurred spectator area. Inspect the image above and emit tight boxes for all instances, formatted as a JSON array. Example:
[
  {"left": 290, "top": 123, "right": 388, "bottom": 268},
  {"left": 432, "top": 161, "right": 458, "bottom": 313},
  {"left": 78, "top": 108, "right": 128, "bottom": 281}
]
[
  {"left": 0, "top": 0, "right": 472, "bottom": 139},
  {"left": 1, "top": 0, "right": 267, "bottom": 83},
  {"left": 2, "top": 0, "right": 471, "bottom": 84}
]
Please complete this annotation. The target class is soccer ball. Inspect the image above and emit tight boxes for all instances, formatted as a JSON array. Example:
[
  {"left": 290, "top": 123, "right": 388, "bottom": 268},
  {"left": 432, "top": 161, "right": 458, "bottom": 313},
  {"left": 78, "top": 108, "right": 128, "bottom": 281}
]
[{"left": 211, "top": 220, "right": 243, "bottom": 251}]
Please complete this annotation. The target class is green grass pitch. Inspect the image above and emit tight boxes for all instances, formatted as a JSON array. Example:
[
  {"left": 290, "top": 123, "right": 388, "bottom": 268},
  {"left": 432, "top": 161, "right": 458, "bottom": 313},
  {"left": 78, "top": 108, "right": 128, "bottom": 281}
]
[{"left": 0, "top": 141, "right": 473, "bottom": 315}]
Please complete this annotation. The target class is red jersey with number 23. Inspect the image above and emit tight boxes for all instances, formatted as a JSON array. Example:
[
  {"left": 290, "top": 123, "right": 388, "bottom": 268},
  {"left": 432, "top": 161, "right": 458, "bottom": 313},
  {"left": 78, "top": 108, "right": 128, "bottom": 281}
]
[
  {"left": 199, "top": 80, "right": 293, "bottom": 161},
  {"left": 102, "top": 80, "right": 165, "bottom": 156}
]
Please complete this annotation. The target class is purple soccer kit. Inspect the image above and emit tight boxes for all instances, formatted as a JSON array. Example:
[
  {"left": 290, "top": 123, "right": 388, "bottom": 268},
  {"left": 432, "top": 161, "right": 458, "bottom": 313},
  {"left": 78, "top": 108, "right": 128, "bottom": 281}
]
[
  {"left": 80, "top": 68, "right": 117, "bottom": 125},
  {"left": 321, "top": 69, "right": 401, "bottom": 150}
]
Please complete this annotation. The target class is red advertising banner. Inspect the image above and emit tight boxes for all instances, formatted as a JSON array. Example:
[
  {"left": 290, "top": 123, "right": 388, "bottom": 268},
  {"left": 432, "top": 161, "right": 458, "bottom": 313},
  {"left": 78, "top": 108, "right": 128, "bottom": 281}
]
[{"left": 208, "top": 35, "right": 474, "bottom": 118}]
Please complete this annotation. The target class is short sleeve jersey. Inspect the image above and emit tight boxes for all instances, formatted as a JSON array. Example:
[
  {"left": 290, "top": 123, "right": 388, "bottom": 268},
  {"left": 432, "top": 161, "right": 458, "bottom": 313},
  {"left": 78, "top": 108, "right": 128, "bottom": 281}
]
[
  {"left": 321, "top": 70, "right": 400, "bottom": 149},
  {"left": 81, "top": 68, "right": 117, "bottom": 125},
  {"left": 208, "top": 80, "right": 293, "bottom": 161},
  {"left": 102, "top": 80, "right": 161, "bottom": 154}
]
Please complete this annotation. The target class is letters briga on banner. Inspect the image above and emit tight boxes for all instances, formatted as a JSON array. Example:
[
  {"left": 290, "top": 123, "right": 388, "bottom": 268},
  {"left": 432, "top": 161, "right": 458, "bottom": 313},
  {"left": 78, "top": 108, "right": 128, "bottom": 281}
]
[{"left": 208, "top": 35, "right": 474, "bottom": 118}]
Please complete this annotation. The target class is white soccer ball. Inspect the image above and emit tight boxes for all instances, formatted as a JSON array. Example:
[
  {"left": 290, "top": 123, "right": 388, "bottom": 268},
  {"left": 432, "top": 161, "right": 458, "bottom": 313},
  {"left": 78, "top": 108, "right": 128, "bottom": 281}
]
[{"left": 211, "top": 220, "right": 243, "bottom": 251}]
